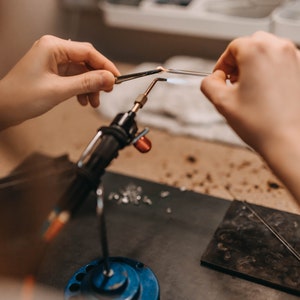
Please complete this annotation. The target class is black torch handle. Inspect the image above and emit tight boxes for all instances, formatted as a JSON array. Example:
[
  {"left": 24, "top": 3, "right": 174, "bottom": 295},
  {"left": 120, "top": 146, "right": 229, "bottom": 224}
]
[{"left": 58, "top": 111, "right": 138, "bottom": 215}]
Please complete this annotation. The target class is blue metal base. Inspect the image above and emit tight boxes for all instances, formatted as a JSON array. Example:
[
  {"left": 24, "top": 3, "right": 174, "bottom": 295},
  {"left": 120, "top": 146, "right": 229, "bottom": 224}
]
[{"left": 65, "top": 257, "right": 160, "bottom": 299}]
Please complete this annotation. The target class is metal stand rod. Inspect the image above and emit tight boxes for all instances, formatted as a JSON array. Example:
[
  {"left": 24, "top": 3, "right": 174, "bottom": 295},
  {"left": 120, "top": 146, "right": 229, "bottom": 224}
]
[{"left": 96, "top": 185, "right": 112, "bottom": 276}]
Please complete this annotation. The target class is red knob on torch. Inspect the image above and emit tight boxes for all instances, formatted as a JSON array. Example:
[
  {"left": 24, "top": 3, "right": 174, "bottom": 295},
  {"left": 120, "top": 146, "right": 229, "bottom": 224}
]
[{"left": 134, "top": 135, "right": 152, "bottom": 153}]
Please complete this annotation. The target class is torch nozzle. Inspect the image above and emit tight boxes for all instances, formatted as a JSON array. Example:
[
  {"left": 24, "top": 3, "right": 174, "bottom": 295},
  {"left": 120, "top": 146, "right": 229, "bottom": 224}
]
[{"left": 131, "top": 78, "right": 167, "bottom": 113}]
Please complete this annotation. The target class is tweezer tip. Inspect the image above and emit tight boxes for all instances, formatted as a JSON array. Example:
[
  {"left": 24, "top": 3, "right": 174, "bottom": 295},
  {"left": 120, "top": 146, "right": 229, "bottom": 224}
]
[{"left": 156, "top": 66, "right": 166, "bottom": 72}]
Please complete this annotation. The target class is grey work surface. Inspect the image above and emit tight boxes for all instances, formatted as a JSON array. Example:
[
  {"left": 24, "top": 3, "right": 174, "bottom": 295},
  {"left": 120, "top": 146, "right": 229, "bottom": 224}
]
[{"left": 37, "top": 171, "right": 299, "bottom": 299}]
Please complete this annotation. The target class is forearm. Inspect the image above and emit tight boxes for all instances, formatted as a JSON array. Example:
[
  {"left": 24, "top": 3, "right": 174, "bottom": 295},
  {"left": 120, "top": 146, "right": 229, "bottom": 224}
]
[{"left": 259, "top": 134, "right": 300, "bottom": 204}]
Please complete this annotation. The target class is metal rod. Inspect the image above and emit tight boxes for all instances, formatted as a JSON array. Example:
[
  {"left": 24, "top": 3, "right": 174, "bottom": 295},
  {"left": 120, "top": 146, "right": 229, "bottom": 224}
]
[
  {"left": 130, "top": 78, "right": 167, "bottom": 113},
  {"left": 244, "top": 201, "right": 300, "bottom": 262},
  {"left": 96, "top": 185, "right": 112, "bottom": 276},
  {"left": 144, "top": 77, "right": 167, "bottom": 96},
  {"left": 163, "top": 67, "right": 211, "bottom": 77}
]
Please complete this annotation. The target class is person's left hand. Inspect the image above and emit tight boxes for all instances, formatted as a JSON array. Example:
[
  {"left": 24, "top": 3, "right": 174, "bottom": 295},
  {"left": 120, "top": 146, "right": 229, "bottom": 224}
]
[{"left": 0, "top": 35, "right": 120, "bottom": 130}]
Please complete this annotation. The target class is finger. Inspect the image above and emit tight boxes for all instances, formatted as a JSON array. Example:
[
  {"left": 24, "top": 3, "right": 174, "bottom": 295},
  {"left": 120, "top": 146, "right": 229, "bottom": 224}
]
[
  {"left": 77, "top": 93, "right": 100, "bottom": 107},
  {"left": 214, "top": 31, "right": 285, "bottom": 78},
  {"left": 88, "top": 92, "right": 100, "bottom": 108},
  {"left": 201, "top": 70, "right": 228, "bottom": 105},
  {"left": 59, "top": 38, "right": 120, "bottom": 75},
  {"left": 56, "top": 70, "right": 115, "bottom": 101},
  {"left": 213, "top": 35, "right": 254, "bottom": 78},
  {"left": 34, "top": 35, "right": 120, "bottom": 75},
  {"left": 77, "top": 94, "right": 88, "bottom": 106},
  {"left": 214, "top": 46, "right": 239, "bottom": 76}
]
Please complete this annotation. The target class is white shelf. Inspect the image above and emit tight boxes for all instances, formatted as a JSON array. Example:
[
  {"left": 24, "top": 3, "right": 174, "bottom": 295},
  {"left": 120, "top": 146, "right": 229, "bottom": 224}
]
[
  {"left": 99, "top": 0, "right": 300, "bottom": 43},
  {"left": 272, "top": 1, "right": 300, "bottom": 45}
]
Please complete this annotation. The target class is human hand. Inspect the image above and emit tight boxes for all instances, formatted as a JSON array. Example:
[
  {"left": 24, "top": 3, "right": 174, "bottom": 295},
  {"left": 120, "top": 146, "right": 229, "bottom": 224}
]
[
  {"left": 201, "top": 31, "right": 300, "bottom": 202},
  {"left": 201, "top": 31, "right": 300, "bottom": 154},
  {"left": 0, "top": 35, "right": 120, "bottom": 130}
]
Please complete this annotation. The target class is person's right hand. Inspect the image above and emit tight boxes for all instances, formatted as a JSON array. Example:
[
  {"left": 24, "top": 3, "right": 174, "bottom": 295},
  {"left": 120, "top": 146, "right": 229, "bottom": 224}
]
[
  {"left": 201, "top": 31, "right": 300, "bottom": 155},
  {"left": 201, "top": 31, "right": 300, "bottom": 203}
]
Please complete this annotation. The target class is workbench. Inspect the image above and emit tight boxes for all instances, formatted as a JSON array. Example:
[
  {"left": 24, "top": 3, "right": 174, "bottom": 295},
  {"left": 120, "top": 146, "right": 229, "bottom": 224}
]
[{"left": 1, "top": 62, "right": 300, "bottom": 299}]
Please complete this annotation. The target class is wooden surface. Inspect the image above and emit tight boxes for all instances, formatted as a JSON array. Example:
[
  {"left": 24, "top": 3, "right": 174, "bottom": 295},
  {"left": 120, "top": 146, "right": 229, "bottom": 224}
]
[{"left": 0, "top": 63, "right": 299, "bottom": 215}]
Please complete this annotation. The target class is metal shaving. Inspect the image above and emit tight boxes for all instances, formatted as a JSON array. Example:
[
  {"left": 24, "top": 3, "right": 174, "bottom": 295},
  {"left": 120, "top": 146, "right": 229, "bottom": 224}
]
[
  {"left": 108, "top": 183, "right": 152, "bottom": 206},
  {"left": 166, "top": 207, "right": 172, "bottom": 214},
  {"left": 160, "top": 191, "right": 170, "bottom": 198},
  {"left": 107, "top": 184, "right": 171, "bottom": 213},
  {"left": 142, "top": 196, "right": 153, "bottom": 206}
]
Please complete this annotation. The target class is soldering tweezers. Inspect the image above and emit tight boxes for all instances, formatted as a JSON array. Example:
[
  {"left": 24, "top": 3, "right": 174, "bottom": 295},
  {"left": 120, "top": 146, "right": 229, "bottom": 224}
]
[{"left": 115, "top": 69, "right": 163, "bottom": 84}]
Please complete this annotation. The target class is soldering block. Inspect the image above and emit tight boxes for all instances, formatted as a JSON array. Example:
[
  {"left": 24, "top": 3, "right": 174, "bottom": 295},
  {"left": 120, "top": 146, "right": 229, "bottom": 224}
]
[{"left": 201, "top": 200, "right": 300, "bottom": 296}]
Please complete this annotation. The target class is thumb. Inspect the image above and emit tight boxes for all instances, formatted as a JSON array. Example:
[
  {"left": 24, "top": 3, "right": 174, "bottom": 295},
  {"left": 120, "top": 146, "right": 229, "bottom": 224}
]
[
  {"left": 200, "top": 70, "right": 229, "bottom": 108},
  {"left": 58, "top": 70, "right": 115, "bottom": 100}
]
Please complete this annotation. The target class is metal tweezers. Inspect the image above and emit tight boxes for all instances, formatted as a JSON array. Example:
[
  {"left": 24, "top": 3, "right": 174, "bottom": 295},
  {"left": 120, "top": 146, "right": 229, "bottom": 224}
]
[{"left": 115, "top": 66, "right": 211, "bottom": 84}]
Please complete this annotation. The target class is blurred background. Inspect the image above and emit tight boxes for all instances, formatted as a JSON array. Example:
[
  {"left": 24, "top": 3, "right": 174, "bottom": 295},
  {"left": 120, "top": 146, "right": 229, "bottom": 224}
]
[
  {"left": 0, "top": 0, "right": 228, "bottom": 79},
  {"left": 2, "top": 0, "right": 299, "bottom": 79}
]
